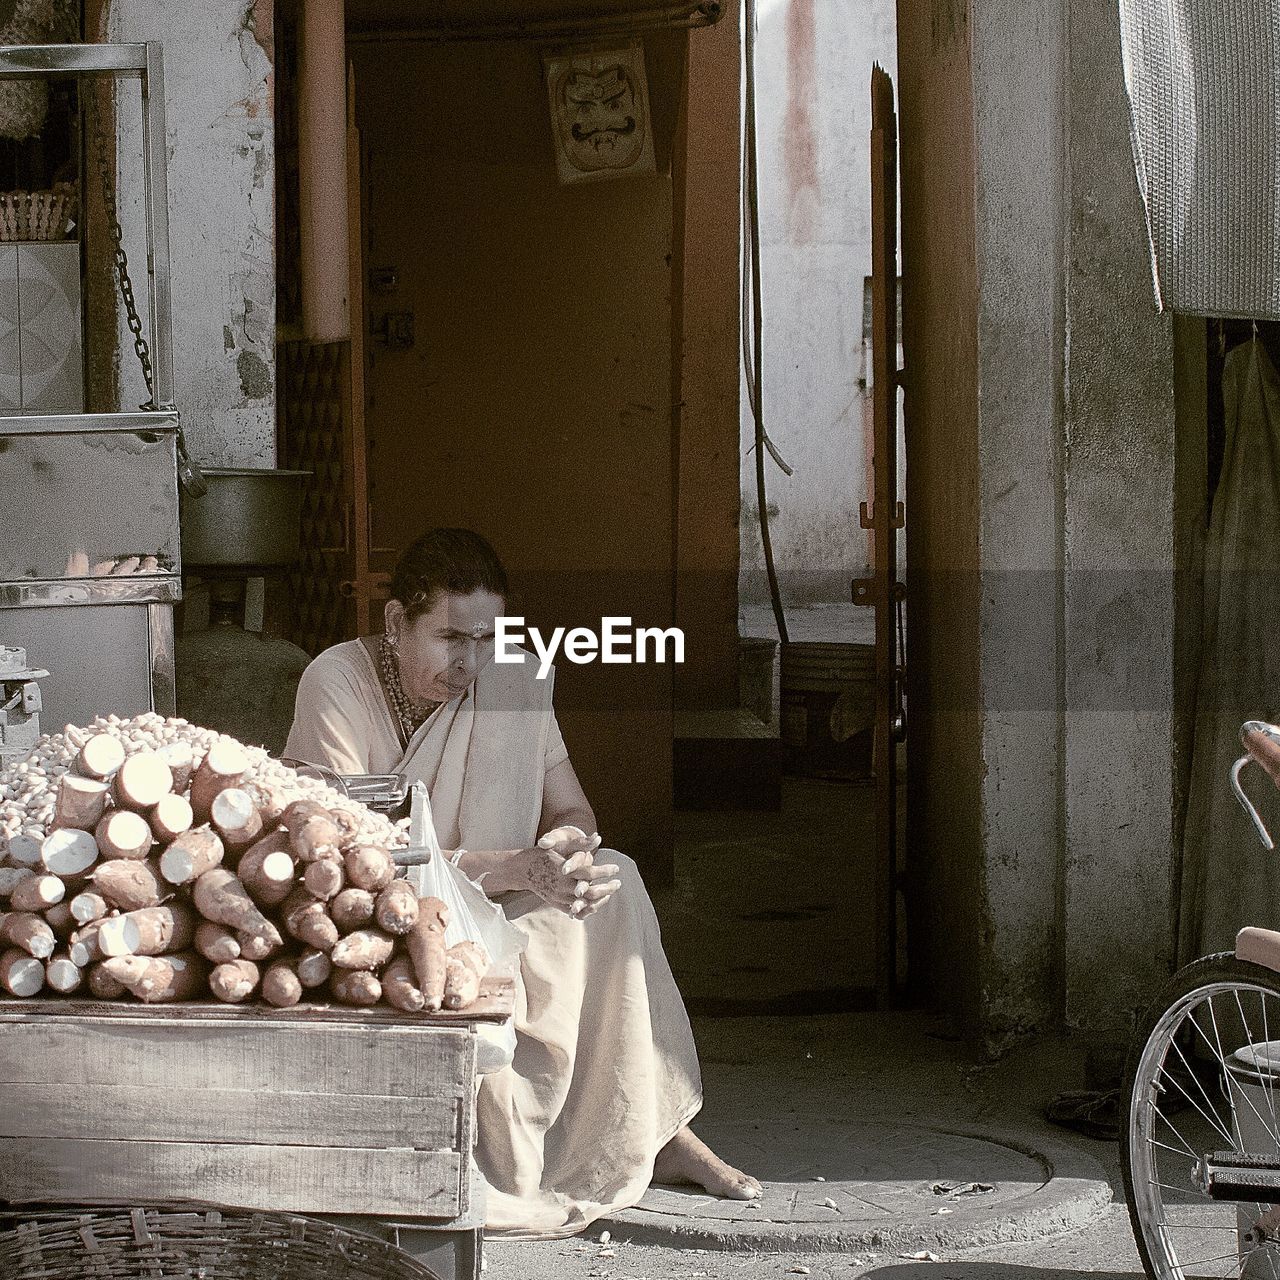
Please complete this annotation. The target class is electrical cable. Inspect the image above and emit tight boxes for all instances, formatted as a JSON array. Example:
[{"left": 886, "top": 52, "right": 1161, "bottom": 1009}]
[{"left": 742, "top": 0, "right": 790, "bottom": 645}]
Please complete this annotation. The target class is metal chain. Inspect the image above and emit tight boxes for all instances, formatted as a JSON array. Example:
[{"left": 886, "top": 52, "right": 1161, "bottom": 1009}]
[{"left": 91, "top": 105, "right": 155, "bottom": 408}]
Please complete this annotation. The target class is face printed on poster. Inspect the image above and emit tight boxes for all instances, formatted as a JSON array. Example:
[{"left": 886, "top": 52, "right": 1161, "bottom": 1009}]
[{"left": 543, "top": 41, "right": 656, "bottom": 184}]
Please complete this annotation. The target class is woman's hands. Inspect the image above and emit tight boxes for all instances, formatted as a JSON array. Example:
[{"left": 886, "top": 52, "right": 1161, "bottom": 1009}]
[{"left": 512, "top": 825, "right": 622, "bottom": 918}]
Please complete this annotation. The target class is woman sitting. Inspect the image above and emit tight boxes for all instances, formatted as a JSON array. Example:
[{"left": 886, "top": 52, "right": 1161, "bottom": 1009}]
[{"left": 285, "top": 527, "right": 760, "bottom": 1238}]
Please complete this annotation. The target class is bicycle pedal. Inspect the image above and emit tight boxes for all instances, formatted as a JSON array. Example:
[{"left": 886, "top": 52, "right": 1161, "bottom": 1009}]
[{"left": 1198, "top": 1151, "right": 1280, "bottom": 1201}]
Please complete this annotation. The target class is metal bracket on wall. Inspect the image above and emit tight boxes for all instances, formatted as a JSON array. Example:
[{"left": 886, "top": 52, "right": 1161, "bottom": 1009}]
[
  {"left": 852, "top": 577, "right": 906, "bottom": 608},
  {"left": 858, "top": 500, "right": 905, "bottom": 531}
]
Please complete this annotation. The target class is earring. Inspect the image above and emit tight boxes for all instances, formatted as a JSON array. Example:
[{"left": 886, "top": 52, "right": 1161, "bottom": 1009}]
[{"left": 385, "top": 630, "right": 399, "bottom": 652}]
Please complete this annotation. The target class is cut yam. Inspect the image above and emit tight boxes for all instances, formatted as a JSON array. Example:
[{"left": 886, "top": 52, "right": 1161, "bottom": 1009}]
[
  {"left": 330, "top": 887, "right": 375, "bottom": 934},
  {"left": 101, "top": 953, "right": 207, "bottom": 1003},
  {"left": 98, "top": 904, "right": 195, "bottom": 958},
  {"left": 111, "top": 753, "right": 174, "bottom": 812},
  {"left": 87, "top": 961, "right": 126, "bottom": 999},
  {"left": 443, "top": 940, "right": 488, "bottom": 1010},
  {"left": 149, "top": 792, "right": 194, "bottom": 844},
  {"left": 157, "top": 741, "right": 196, "bottom": 793},
  {"left": 45, "top": 954, "right": 83, "bottom": 993},
  {"left": 42, "top": 827, "right": 100, "bottom": 876},
  {"left": 330, "top": 969, "right": 381, "bottom": 1006},
  {"left": 406, "top": 896, "right": 449, "bottom": 1012},
  {"left": 1, "top": 912, "right": 56, "bottom": 959},
  {"left": 6, "top": 833, "right": 43, "bottom": 866},
  {"left": 279, "top": 798, "right": 329, "bottom": 831},
  {"left": 192, "top": 867, "right": 282, "bottom": 947},
  {"left": 194, "top": 920, "right": 241, "bottom": 964},
  {"left": 295, "top": 948, "right": 331, "bottom": 988},
  {"left": 90, "top": 859, "right": 164, "bottom": 911},
  {"left": 43, "top": 901, "right": 75, "bottom": 940},
  {"left": 159, "top": 826, "right": 225, "bottom": 886},
  {"left": 93, "top": 809, "right": 153, "bottom": 861},
  {"left": 262, "top": 960, "right": 303, "bottom": 1008},
  {"left": 344, "top": 845, "right": 395, "bottom": 892},
  {"left": 303, "top": 857, "right": 343, "bottom": 901},
  {"left": 69, "top": 891, "right": 108, "bottom": 925},
  {"left": 210, "top": 787, "right": 263, "bottom": 852},
  {"left": 68, "top": 922, "right": 103, "bottom": 968},
  {"left": 9, "top": 873, "right": 65, "bottom": 911},
  {"left": 237, "top": 830, "right": 295, "bottom": 907},
  {"left": 76, "top": 733, "right": 125, "bottom": 781},
  {"left": 0, "top": 867, "right": 31, "bottom": 895},
  {"left": 189, "top": 739, "right": 249, "bottom": 824},
  {"left": 374, "top": 879, "right": 419, "bottom": 935},
  {"left": 0, "top": 947, "right": 44, "bottom": 997},
  {"left": 53, "top": 775, "right": 109, "bottom": 832},
  {"left": 282, "top": 887, "right": 339, "bottom": 951},
  {"left": 382, "top": 955, "right": 425, "bottom": 1013},
  {"left": 236, "top": 931, "right": 277, "bottom": 962},
  {"left": 209, "top": 958, "right": 260, "bottom": 1003},
  {"left": 330, "top": 928, "right": 395, "bottom": 971}
]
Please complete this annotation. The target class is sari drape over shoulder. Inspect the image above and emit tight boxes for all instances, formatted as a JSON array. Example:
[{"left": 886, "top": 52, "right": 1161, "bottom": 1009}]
[{"left": 286, "top": 641, "right": 703, "bottom": 1239}]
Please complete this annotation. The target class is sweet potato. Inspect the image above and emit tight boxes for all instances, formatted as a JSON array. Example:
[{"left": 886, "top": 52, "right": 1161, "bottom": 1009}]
[
  {"left": 330, "top": 969, "right": 381, "bottom": 1006},
  {"left": 94, "top": 809, "right": 153, "bottom": 861},
  {"left": 343, "top": 844, "right": 395, "bottom": 892},
  {"left": 1, "top": 911, "right": 56, "bottom": 959},
  {"left": 406, "top": 896, "right": 449, "bottom": 1011},
  {"left": 282, "top": 887, "right": 339, "bottom": 951},
  {"left": 101, "top": 952, "right": 207, "bottom": 1003},
  {"left": 194, "top": 920, "right": 241, "bottom": 964},
  {"left": 303, "top": 857, "right": 343, "bottom": 900},
  {"left": 237, "top": 830, "right": 296, "bottom": 907},
  {"left": 0, "top": 947, "right": 43, "bottom": 996},
  {"left": 330, "top": 927, "right": 395, "bottom": 971},
  {"left": 111, "top": 752, "right": 174, "bottom": 811},
  {"left": 87, "top": 960, "right": 127, "bottom": 999},
  {"left": 68, "top": 891, "right": 108, "bottom": 925},
  {"left": 42, "top": 826, "right": 100, "bottom": 876},
  {"left": 45, "top": 953, "right": 83, "bottom": 994},
  {"left": 262, "top": 960, "right": 303, "bottom": 1008},
  {"left": 98, "top": 904, "right": 195, "bottom": 958},
  {"left": 76, "top": 732, "right": 125, "bottom": 781},
  {"left": 53, "top": 774, "right": 109, "bottom": 832},
  {"left": 209, "top": 958, "right": 260, "bottom": 1003},
  {"left": 330, "top": 887, "right": 376, "bottom": 934},
  {"left": 382, "top": 955, "right": 425, "bottom": 1013},
  {"left": 296, "top": 948, "right": 331, "bottom": 989},
  {"left": 374, "top": 879, "right": 419, "bottom": 935},
  {"left": 90, "top": 858, "right": 164, "bottom": 911},
  {"left": 443, "top": 940, "right": 488, "bottom": 1010},
  {"left": 9, "top": 872, "right": 65, "bottom": 911},
  {"left": 149, "top": 792, "right": 194, "bottom": 844},
  {"left": 192, "top": 868, "right": 282, "bottom": 947},
  {"left": 43, "top": 901, "right": 75, "bottom": 940},
  {"left": 159, "top": 826, "right": 225, "bottom": 885},
  {"left": 210, "top": 787, "right": 263, "bottom": 853},
  {"left": 189, "top": 739, "right": 249, "bottom": 824},
  {"left": 288, "top": 813, "right": 343, "bottom": 863},
  {"left": 157, "top": 741, "right": 195, "bottom": 793},
  {"left": 236, "top": 931, "right": 278, "bottom": 961},
  {"left": 279, "top": 798, "right": 329, "bottom": 830}
]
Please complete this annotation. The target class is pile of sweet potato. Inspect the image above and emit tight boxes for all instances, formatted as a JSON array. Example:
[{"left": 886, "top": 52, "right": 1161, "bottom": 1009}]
[{"left": 0, "top": 724, "right": 487, "bottom": 1011}]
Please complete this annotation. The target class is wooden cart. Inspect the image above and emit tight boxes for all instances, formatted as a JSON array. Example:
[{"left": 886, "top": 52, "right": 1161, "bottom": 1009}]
[{"left": 0, "top": 979, "right": 514, "bottom": 1280}]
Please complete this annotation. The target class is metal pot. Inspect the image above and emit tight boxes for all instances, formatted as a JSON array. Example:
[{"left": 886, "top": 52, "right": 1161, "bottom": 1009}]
[{"left": 179, "top": 468, "right": 310, "bottom": 567}]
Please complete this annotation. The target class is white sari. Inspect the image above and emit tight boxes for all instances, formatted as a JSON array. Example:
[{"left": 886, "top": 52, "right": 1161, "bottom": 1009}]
[{"left": 285, "top": 641, "right": 703, "bottom": 1238}]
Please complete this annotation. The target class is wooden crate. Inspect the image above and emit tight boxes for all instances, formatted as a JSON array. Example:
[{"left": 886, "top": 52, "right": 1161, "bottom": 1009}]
[{"left": 0, "top": 991, "right": 511, "bottom": 1220}]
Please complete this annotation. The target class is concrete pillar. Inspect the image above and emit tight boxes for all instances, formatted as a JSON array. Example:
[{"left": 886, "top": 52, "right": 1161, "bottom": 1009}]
[{"left": 98, "top": 0, "right": 276, "bottom": 466}]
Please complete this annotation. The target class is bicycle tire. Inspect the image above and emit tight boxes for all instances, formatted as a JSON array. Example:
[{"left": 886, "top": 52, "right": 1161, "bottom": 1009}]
[{"left": 1122, "top": 951, "right": 1280, "bottom": 1279}]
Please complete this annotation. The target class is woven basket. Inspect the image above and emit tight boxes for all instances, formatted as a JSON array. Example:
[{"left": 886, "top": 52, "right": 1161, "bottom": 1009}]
[
  {"left": 0, "top": 180, "right": 77, "bottom": 241},
  {"left": 0, "top": 1207, "right": 443, "bottom": 1280}
]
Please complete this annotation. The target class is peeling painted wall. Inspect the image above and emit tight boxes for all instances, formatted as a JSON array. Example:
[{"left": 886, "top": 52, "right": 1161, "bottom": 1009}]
[
  {"left": 740, "top": 0, "right": 898, "bottom": 606},
  {"left": 103, "top": 0, "right": 276, "bottom": 467}
]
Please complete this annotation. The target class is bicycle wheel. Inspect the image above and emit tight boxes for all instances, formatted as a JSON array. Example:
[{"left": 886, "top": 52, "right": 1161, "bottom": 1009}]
[{"left": 1123, "top": 953, "right": 1280, "bottom": 1278}]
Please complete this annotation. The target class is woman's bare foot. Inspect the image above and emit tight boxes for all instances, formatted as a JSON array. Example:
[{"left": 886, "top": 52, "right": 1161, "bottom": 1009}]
[{"left": 653, "top": 1125, "right": 762, "bottom": 1200}]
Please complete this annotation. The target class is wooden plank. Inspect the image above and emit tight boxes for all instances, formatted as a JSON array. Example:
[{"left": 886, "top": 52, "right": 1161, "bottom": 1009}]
[
  {"left": 0, "top": 1084, "right": 461, "bottom": 1150},
  {"left": 0, "top": 975, "right": 515, "bottom": 1024},
  {"left": 0, "top": 1139, "right": 464, "bottom": 1218},
  {"left": 0, "top": 1019, "right": 475, "bottom": 1097}
]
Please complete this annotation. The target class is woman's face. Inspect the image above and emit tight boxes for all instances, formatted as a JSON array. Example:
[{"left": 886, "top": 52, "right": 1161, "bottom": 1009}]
[{"left": 387, "top": 589, "right": 503, "bottom": 705}]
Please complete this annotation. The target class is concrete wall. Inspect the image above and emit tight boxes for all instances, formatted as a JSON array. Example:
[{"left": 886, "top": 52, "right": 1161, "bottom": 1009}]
[
  {"left": 99, "top": 0, "right": 276, "bottom": 466},
  {"left": 740, "top": 0, "right": 898, "bottom": 606},
  {"left": 899, "top": 0, "right": 1188, "bottom": 1044}
]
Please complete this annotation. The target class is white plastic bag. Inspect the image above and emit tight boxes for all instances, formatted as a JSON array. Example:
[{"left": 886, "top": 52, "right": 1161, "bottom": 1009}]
[{"left": 398, "top": 783, "right": 523, "bottom": 1068}]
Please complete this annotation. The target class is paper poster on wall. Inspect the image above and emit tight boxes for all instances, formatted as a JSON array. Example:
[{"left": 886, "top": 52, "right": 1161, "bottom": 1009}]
[{"left": 543, "top": 41, "right": 656, "bottom": 185}]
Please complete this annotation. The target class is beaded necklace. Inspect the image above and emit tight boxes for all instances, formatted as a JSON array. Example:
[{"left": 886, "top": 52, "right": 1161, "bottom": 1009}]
[{"left": 378, "top": 634, "right": 440, "bottom": 746}]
